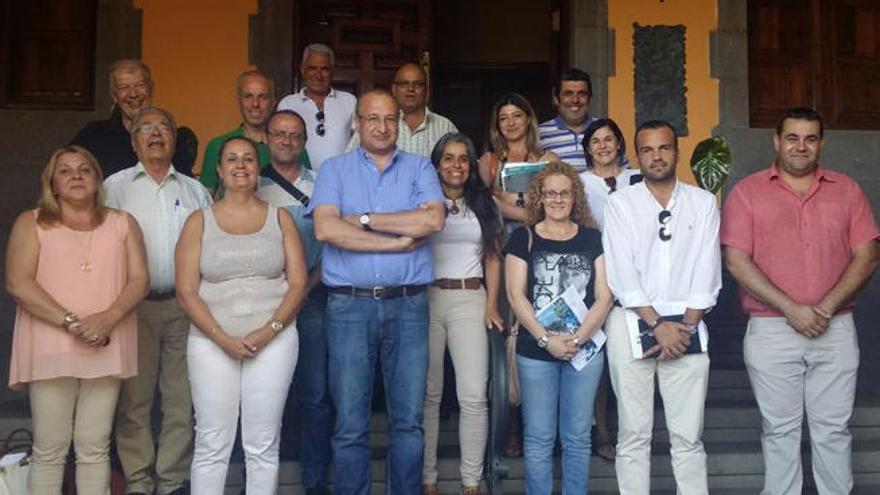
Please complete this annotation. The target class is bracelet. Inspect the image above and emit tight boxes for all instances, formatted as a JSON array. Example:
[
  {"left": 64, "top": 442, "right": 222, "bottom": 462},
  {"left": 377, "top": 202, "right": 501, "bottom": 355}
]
[
  {"left": 515, "top": 192, "right": 526, "bottom": 208},
  {"left": 61, "top": 312, "right": 79, "bottom": 332},
  {"left": 682, "top": 322, "right": 699, "bottom": 334},
  {"left": 269, "top": 320, "right": 284, "bottom": 335}
]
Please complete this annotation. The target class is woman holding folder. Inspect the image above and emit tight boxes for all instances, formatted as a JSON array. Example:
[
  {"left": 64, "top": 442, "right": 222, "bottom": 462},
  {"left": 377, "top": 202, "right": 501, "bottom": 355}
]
[{"left": 504, "top": 161, "right": 613, "bottom": 494}]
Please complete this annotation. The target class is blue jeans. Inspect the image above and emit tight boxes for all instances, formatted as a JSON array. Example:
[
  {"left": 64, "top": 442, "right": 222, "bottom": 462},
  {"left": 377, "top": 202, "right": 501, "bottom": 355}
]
[
  {"left": 291, "top": 295, "right": 332, "bottom": 489},
  {"left": 517, "top": 352, "right": 605, "bottom": 495},
  {"left": 326, "top": 291, "right": 429, "bottom": 495}
]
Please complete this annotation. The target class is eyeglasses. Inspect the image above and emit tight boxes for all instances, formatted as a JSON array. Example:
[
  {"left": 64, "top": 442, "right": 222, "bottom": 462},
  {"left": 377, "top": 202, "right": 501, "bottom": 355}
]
[
  {"left": 267, "top": 130, "right": 306, "bottom": 142},
  {"left": 135, "top": 123, "right": 173, "bottom": 135},
  {"left": 315, "top": 111, "right": 325, "bottom": 137},
  {"left": 541, "top": 189, "right": 573, "bottom": 200},
  {"left": 658, "top": 210, "right": 672, "bottom": 241},
  {"left": 359, "top": 114, "right": 399, "bottom": 128},
  {"left": 604, "top": 176, "right": 617, "bottom": 193},
  {"left": 393, "top": 80, "right": 426, "bottom": 89}
]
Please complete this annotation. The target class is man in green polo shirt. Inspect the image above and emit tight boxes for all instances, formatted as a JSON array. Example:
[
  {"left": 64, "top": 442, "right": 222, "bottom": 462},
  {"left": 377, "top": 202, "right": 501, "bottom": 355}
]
[{"left": 199, "top": 70, "right": 310, "bottom": 194}]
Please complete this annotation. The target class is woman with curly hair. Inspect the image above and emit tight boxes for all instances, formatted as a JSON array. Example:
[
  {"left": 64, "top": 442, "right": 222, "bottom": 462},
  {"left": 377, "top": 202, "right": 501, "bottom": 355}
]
[{"left": 504, "top": 161, "right": 613, "bottom": 494}]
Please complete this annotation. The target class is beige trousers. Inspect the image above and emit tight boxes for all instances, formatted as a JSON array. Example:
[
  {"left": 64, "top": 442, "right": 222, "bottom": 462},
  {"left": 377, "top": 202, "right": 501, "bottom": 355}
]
[
  {"left": 115, "top": 298, "right": 193, "bottom": 495},
  {"left": 606, "top": 307, "right": 710, "bottom": 495},
  {"left": 422, "top": 287, "right": 489, "bottom": 487},
  {"left": 29, "top": 376, "right": 121, "bottom": 495},
  {"left": 744, "top": 314, "right": 859, "bottom": 495}
]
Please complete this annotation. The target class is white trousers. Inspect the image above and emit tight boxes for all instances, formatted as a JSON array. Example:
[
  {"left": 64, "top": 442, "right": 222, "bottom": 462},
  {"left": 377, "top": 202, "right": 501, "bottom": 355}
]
[
  {"left": 605, "top": 307, "right": 710, "bottom": 495},
  {"left": 187, "top": 326, "right": 298, "bottom": 495},
  {"left": 744, "top": 314, "right": 858, "bottom": 495}
]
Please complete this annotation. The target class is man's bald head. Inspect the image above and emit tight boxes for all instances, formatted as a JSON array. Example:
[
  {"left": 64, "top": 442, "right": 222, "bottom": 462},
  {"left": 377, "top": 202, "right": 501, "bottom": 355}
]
[{"left": 391, "top": 63, "right": 428, "bottom": 114}]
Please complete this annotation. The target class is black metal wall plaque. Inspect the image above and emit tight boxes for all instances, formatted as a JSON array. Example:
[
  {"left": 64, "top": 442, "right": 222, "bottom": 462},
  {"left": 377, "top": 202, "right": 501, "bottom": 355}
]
[{"left": 633, "top": 23, "right": 688, "bottom": 136}]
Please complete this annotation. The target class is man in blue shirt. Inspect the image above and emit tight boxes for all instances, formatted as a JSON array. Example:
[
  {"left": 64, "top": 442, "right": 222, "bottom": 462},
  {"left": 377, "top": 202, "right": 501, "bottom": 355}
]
[{"left": 309, "top": 89, "right": 445, "bottom": 495}]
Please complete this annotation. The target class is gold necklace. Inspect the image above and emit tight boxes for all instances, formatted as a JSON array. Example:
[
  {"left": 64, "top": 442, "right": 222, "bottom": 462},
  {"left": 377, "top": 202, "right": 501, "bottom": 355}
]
[{"left": 70, "top": 228, "right": 94, "bottom": 272}]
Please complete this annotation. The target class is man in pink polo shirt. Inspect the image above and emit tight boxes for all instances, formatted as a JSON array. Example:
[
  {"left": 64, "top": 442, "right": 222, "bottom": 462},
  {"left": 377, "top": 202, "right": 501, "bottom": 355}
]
[{"left": 721, "top": 107, "right": 879, "bottom": 495}]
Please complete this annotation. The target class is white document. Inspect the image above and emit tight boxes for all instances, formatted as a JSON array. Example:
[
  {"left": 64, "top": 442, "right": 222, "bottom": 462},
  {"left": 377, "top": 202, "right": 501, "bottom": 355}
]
[{"left": 535, "top": 285, "right": 607, "bottom": 371}]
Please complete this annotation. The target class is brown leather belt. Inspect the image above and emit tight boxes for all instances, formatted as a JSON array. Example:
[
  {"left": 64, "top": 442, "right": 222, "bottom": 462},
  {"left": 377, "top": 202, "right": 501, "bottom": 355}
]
[{"left": 432, "top": 277, "right": 483, "bottom": 290}]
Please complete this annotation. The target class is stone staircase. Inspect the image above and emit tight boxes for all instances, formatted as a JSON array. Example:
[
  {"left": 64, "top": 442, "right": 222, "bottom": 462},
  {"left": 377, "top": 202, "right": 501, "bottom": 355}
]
[{"left": 220, "top": 314, "right": 880, "bottom": 494}]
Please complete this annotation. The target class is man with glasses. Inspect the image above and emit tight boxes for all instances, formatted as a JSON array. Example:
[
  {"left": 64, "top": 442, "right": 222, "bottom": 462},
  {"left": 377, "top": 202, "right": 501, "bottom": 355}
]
[
  {"left": 278, "top": 43, "right": 356, "bottom": 171},
  {"left": 602, "top": 120, "right": 721, "bottom": 494},
  {"left": 199, "top": 70, "right": 309, "bottom": 195},
  {"left": 104, "top": 107, "right": 213, "bottom": 495},
  {"left": 722, "top": 107, "right": 879, "bottom": 495},
  {"left": 347, "top": 63, "right": 457, "bottom": 157},
  {"left": 72, "top": 59, "right": 198, "bottom": 177},
  {"left": 309, "top": 89, "right": 445, "bottom": 494}
]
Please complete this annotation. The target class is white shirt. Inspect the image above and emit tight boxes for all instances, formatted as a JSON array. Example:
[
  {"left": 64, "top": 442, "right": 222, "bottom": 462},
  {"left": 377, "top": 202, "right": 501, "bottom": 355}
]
[
  {"left": 580, "top": 167, "right": 641, "bottom": 231},
  {"left": 277, "top": 87, "right": 356, "bottom": 171},
  {"left": 104, "top": 162, "right": 213, "bottom": 291},
  {"left": 602, "top": 180, "right": 721, "bottom": 311},
  {"left": 430, "top": 200, "right": 484, "bottom": 279},
  {"left": 347, "top": 108, "right": 458, "bottom": 157}
]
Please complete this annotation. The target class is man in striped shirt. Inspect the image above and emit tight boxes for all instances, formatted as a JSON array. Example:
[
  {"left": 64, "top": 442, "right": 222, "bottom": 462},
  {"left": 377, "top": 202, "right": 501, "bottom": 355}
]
[{"left": 538, "top": 68, "right": 595, "bottom": 173}]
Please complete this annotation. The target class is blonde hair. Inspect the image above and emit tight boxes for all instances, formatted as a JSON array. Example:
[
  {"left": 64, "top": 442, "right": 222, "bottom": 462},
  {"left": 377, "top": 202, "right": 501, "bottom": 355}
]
[
  {"left": 488, "top": 92, "right": 542, "bottom": 160},
  {"left": 524, "top": 161, "right": 595, "bottom": 228},
  {"left": 36, "top": 146, "right": 106, "bottom": 227}
]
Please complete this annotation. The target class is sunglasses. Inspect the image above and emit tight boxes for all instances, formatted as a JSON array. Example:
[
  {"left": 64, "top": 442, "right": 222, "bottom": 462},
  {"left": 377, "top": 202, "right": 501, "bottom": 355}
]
[
  {"left": 315, "top": 111, "right": 326, "bottom": 137},
  {"left": 604, "top": 176, "right": 617, "bottom": 193},
  {"left": 658, "top": 209, "right": 672, "bottom": 241}
]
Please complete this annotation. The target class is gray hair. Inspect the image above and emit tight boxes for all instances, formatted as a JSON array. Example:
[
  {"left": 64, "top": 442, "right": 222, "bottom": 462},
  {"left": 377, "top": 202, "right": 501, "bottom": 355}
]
[
  {"left": 302, "top": 43, "right": 335, "bottom": 66},
  {"left": 109, "top": 59, "right": 152, "bottom": 89},
  {"left": 129, "top": 107, "right": 178, "bottom": 137}
]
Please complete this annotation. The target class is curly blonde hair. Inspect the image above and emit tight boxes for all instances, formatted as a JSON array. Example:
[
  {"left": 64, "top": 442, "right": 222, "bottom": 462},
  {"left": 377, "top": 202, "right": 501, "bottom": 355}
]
[{"left": 524, "top": 161, "right": 596, "bottom": 228}]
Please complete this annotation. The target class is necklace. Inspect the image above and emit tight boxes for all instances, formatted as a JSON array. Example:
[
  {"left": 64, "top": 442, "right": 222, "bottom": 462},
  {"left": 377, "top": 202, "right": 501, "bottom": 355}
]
[
  {"left": 70, "top": 228, "right": 94, "bottom": 272},
  {"left": 449, "top": 198, "right": 461, "bottom": 215}
]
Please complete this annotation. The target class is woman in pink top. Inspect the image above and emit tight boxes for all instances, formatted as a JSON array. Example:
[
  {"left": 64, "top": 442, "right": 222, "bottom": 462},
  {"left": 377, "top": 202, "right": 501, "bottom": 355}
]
[{"left": 6, "top": 145, "right": 149, "bottom": 495}]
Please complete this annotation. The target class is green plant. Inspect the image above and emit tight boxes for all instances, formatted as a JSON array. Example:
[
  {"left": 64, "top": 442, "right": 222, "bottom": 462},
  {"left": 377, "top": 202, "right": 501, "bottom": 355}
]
[{"left": 690, "top": 136, "right": 731, "bottom": 195}]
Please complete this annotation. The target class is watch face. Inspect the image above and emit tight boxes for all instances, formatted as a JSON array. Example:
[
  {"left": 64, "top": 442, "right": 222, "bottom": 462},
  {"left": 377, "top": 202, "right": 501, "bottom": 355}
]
[{"left": 360, "top": 214, "right": 370, "bottom": 225}]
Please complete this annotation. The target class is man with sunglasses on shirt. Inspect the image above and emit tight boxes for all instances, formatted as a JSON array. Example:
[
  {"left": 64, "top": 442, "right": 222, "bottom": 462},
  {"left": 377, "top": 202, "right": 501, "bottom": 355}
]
[
  {"left": 278, "top": 43, "right": 356, "bottom": 172},
  {"left": 602, "top": 120, "right": 722, "bottom": 494}
]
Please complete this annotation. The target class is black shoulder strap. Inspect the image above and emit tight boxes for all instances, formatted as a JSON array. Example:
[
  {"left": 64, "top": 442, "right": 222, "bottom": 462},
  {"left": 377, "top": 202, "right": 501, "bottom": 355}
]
[{"left": 262, "top": 166, "right": 310, "bottom": 207}]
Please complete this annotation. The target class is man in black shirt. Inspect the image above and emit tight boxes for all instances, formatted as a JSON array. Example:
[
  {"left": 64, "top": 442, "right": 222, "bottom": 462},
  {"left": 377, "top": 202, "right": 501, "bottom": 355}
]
[{"left": 70, "top": 59, "right": 197, "bottom": 177}]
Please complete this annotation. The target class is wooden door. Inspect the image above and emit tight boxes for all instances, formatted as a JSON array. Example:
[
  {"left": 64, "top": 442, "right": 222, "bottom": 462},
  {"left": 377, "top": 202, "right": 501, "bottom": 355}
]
[{"left": 295, "top": 0, "right": 432, "bottom": 97}]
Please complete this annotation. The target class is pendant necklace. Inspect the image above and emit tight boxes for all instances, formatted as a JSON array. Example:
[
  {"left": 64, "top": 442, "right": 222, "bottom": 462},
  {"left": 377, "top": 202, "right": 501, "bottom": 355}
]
[
  {"left": 449, "top": 198, "right": 461, "bottom": 215},
  {"left": 70, "top": 228, "right": 94, "bottom": 272}
]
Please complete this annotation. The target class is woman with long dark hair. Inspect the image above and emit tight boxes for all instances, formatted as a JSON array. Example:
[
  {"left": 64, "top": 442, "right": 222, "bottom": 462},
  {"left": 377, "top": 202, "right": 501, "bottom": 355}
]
[{"left": 422, "top": 133, "right": 503, "bottom": 495}]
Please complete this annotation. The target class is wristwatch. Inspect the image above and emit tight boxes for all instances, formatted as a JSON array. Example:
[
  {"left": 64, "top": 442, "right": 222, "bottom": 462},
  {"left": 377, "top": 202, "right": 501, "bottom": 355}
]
[
  {"left": 269, "top": 320, "right": 284, "bottom": 335},
  {"left": 682, "top": 322, "right": 699, "bottom": 334},
  {"left": 536, "top": 334, "right": 550, "bottom": 349},
  {"left": 515, "top": 192, "right": 526, "bottom": 208},
  {"left": 359, "top": 213, "right": 373, "bottom": 231},
  {"left": 648, "top": 317, "right": 664, "bottom": 330}
]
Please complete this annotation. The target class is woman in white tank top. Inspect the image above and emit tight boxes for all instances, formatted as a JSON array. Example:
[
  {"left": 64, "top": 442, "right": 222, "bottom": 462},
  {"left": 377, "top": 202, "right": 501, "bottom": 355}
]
[{"left": 175, "top": 136, "right": 308, "bottom": 494}]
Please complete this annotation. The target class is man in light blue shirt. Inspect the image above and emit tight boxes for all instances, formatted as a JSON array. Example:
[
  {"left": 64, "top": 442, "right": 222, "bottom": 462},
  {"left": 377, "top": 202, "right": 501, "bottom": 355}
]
[{"left": 309, "top": 89, "right": 445, "bottom": 495}]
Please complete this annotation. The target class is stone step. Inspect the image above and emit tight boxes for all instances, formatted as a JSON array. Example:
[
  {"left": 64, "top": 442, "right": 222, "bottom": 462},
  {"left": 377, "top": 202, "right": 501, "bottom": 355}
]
[{"left": 223, "top": 441, "right": 880, "bottom": 492}]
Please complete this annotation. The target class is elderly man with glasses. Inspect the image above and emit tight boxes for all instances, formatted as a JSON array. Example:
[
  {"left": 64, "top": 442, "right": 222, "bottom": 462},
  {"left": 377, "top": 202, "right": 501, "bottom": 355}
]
[
  {"left": 601, "top": 119, "right": 722, "bottom": 495},
  {"left": 104, "top": 107, "right": 213, "bottom": 495},
  {"left": 277, "top": 43, "right": 356, "bottom": 172}
]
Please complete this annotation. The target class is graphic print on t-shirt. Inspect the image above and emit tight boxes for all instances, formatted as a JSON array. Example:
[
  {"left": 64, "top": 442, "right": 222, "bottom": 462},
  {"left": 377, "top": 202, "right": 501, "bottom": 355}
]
[{"left": 532, "top": 250, "right": 592, "bottom": 310}]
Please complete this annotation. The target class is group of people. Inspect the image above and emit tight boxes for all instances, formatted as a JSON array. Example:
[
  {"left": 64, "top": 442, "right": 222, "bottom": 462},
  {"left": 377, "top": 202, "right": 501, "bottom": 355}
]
[{"left": 4, "top": 40, "right": 878, "bottom": 495}]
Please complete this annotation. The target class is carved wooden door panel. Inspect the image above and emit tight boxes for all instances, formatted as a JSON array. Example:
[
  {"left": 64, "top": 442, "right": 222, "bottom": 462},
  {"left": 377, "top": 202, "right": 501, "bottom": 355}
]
[{"left": 295, "top": 0, "right": 431, "bottom": 97}]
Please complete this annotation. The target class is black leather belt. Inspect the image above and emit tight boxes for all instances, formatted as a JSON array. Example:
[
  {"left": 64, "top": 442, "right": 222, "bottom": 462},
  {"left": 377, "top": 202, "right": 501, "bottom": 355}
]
[
  {"left": 145, "top": 289, "right": 176, "bottom": 301},
  {"left": 329, "top": 285, "right": 426, "bottom": 299}
]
